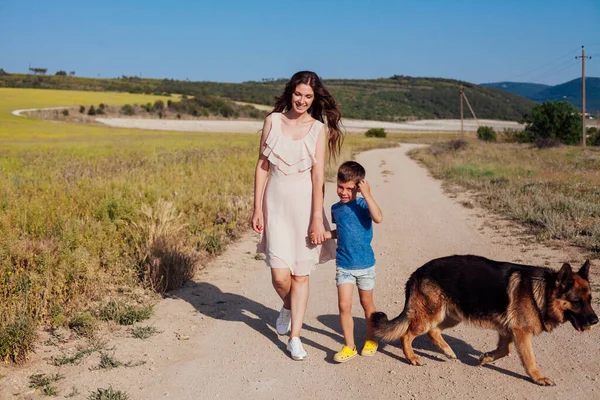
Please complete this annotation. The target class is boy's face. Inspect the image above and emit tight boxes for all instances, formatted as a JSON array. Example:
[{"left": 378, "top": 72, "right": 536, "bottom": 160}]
[{"left": 337, "top": 179, "right": 359, "bottom": 203}]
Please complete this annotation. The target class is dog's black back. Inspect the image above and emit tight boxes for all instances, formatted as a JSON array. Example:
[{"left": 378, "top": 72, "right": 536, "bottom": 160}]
[{"left": 412, "top": 255, "right": 553, "bottom": 318}]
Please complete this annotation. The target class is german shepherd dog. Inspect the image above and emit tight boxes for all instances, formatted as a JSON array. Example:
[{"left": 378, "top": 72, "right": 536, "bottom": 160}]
[{"left": 372, "top": 255, "right": 598, "bottom": 386}]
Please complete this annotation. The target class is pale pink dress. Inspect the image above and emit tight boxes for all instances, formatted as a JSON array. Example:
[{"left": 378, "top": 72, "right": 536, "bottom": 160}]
[{"left": 257, "top": 113, "right": 336, "bottom": 276}]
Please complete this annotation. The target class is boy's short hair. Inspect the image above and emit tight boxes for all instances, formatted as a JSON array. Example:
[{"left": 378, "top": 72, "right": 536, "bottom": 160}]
[{"left": 337, "top": 161, "right": 365, "bottom": 183}]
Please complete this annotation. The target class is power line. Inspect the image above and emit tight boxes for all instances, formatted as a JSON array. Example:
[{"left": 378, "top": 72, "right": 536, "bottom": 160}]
[
  {"left": 506, "top": 47, "right": 580, "bottom": 81},
  {"left": 529, "top": 59, "right": 579, "bottom": 82}
]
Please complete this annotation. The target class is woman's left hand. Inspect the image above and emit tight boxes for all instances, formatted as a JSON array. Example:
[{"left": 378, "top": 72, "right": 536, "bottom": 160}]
[{"left": 309, "top": 219, "right": 326, "bottom": 245}]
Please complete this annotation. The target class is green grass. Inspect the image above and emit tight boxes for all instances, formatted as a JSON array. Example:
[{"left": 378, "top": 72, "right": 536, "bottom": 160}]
[
  {"left": 94, "top": 351, "right": 145, "bottom": 370},
  {"left": 98, "top": 301, "right": 153, "bottom": 325},
  {"left": 51, "top": 346, "right": 99, "bottom": 366},
  {"left": 411, "top": 140, "right": 600, "bottom": 257},
  {"left": 0, "top": 316, "right": 37, "bottom": 363},
  {"left": 29, "top": 373, "right": 64, "bottom": 396},
  {"left": 129, "top": 325, "right": 161, "bottom": 339},
  {"left": 88, "top": 387, "right": 130, "bottom": 400}
]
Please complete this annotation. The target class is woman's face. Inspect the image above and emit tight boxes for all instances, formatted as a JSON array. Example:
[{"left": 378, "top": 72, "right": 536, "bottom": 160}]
[{"left": 291, "top": 83, "right": 315, "bottom": 115}]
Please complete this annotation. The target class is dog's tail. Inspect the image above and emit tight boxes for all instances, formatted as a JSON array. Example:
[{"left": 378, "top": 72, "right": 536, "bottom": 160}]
[
  {"left": 372, "top": 277, "right": 413, "bottom": 342},
  {"left": 372, "top": 311, "right": 410, "bottom": 342}
]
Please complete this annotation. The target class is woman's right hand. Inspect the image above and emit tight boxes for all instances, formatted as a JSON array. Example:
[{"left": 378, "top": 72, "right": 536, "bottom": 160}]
[{"left": 251, "top": 210, "right": 264, "bottom": 234}]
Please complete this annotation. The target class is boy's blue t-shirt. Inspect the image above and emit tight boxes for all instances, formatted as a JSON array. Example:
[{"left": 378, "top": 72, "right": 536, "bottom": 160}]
[{"left": 331, "top": 197, "right": 375, "bottom": 269}]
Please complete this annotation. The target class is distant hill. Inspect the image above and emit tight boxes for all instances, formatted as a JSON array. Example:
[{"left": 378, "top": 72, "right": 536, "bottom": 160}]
[
  {"left": 0, "top": 73, "right": 535, "bottom": 121},
  {"left": 481, "top": 82, "right": 550, "bottom": 99},
  {"left": 482, "top": 78, "right": 600, "bottom": 115}
]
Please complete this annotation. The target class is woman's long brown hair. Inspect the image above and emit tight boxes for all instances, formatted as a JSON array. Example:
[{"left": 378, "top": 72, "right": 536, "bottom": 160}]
[{"left": 271, "top": 71, "right": 344, "bottom": 159}]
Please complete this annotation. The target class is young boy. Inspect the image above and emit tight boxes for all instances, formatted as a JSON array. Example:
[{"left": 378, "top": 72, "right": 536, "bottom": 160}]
[{"left": 322, "top": 161, "right": 383, "bottom": 363}]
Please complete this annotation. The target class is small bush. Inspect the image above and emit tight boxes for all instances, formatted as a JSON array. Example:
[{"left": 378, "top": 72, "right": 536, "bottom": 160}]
[
  {"left": 88, "top": 387, "right": 130, "bottom": 400},
  {"left": 79, "top": 105, "right": 85, "bottom": 113},
  {"left": 587, "top": 127, "right": 599, "bottom": 146},
  {"left": 62, "top": 109, "right": 69, "bottom": 117},
  {"left": 129, "top": 325, "right": 161, "bottom": 339},
  {"left": 98, "top": 301, "right": 153, "bottom": 325},
  {"left": 120, "top": 104, "right": 135, "bottom": 116},
  {"left": 477, "top": 126, "right": 496, "bottom": 142},
  {"left": 429, "top": 139, "right": 468, "bottom": 155},
  {"left": 87, "top": 105, "right": 96, "bottom": 116},
  {"left": 365, "top": 128, "right": 387, "bottom": 138},
  {"left": 534, "top": 137, "right": 563, "bottom": 149},
  {"left": 0, "top": 316, "right": 37, "bottom": 363},
  {"left": 29, "top": 373, "right": 64, "bottom": 396},
  {"left": 68, "top": 312, "right": 98, "bottom": 338},
  {"left": 153, "top": 100, "right": 165, "bottom": 112},
  {"left": 500, "top": 128, "right": 528, "bottom": 143}
]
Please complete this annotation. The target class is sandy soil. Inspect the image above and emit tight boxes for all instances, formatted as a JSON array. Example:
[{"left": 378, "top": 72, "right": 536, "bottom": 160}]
[
  {"left": 94, "top": 117, "right": 523, "bottom": 134},
  {"left": 1, "top": 145, "right": 598, "bottom": 400}
]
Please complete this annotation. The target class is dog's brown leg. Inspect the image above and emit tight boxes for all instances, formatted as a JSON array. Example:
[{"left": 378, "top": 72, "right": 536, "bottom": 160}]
[
  {"left": 427, "top": 328, "right": 457, "bottom": 359},
  {"left": 479, "top": 333, "right": 512, "bottom": 365},
  {"left": 512, "top": 329, "right": 555, "bottom": 386},
  {"left": 401, "top": 332, "right": 423, "bottom": 366}
]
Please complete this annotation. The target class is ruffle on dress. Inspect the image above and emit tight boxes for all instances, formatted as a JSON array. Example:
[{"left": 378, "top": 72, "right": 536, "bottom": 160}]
[{"left": 262, "top": 113, "right": 323, "bottom": 175}]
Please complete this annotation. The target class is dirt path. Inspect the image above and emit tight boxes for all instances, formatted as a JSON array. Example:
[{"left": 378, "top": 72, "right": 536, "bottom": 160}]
[{"left": 2, "top": 145, "right": 598, "bottom": 399}]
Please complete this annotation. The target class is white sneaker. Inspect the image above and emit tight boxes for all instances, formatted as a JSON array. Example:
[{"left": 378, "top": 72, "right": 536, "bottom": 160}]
[
  {"left": 276, "top": 306, "right": 291, "bottom": 335},
  {"left": 287, "top": 337, "right": 307, "bottom": 361}
]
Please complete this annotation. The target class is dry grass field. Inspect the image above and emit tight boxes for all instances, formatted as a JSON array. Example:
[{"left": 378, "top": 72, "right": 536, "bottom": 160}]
[
  {"left": 0, "top": 88, "right": 398, "bottom": 362},
  {"left": 410, "top": 139, "right": 600, "bottom": 256}
]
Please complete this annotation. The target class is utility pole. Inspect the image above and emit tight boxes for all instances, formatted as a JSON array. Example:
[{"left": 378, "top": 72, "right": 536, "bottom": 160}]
[
  {"left": 459, "top": 86, "right": 479, "bottom": 130},
  {"left": 576, "top": 45, "right": 592, "bottom": 146},
  {"left": 460, "top": 85, "right": 464, "bottom": 135}
]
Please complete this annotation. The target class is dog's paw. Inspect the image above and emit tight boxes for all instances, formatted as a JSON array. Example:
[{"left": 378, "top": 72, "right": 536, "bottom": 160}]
[
  {"left": 444, "top": 351, "right": 457, "bottom": 360},
  {"left": 408, "top": 357, "right": 424, "bottom": 366},
  {"left": 478, "top": 352, "right": 493, "bottom": 365},
  {"left": 533, "top": 377, "right": 556, "bottom": 386}
]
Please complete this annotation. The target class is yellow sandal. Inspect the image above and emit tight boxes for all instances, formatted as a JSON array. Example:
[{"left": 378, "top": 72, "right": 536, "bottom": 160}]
[
  {"left": 361, "top": 340, "right": 378, "bottom": 356},
  {"left": 333, "top": 345, "right": 358, "bottom": 363}
]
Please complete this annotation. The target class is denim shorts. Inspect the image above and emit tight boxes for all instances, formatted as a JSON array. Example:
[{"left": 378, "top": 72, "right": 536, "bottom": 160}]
[{"left": 335, "top": 266, "right": 376, "bottom": 290}]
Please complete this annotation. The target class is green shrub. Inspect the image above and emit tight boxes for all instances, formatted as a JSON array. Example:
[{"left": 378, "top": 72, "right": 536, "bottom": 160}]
[
  {"left": 62, "top": 109, "right": 69, "bottom": 117},
  {"left": 428, "top": 139, "right": 468, "bottom": 155},
  {"left": 523, "top": 101, "right": 582, "bottom": 145},
  {"left": 0, "top": 316, "right": 37, "bottom": 363},
  {"left": 79, "top": 105, "right": 85, "bottom": 113},
  {"left": 153, "top": 100, "right": 165, "bottom": 112},
  {"left": 365, "top": 128, "right": 387, "bottom": 138},
  {"left": 98, "top": 301, "right": 153, "bottom": 325},
  {"left": 587, "top": 127, "right": 599, "bottom": 146},
  {"left": 87, "top": 105, "right": 96, "bottom": 116},
  {"left": 120, "top": 104, "right": 135, "bottom": 116},
  {"left": 477, "top": 126, "right": 496, "bottom": 142},
  {"left": 68, "top": 312, "right": 98, "bottom": 337},
  {"left": 88, "top": 387, "right": 130, "bottom": 400}
]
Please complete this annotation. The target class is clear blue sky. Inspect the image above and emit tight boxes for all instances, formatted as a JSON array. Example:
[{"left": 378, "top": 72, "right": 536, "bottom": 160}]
[{"left": 1, "top": 0, "right": 599, "bottom": 85}]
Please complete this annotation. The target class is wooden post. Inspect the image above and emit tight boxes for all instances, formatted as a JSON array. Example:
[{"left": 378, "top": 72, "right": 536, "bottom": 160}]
[{"left": 576, "top": 46, "right": 591, "bottom": 147}]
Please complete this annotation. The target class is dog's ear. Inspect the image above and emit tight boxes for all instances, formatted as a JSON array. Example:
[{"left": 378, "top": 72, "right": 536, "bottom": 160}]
[
  {"left": 557, "top": 263, "right": 574, "bottom": 293},
  {"left": 578, "top": 260, "right": 591, "bottom": 282}
]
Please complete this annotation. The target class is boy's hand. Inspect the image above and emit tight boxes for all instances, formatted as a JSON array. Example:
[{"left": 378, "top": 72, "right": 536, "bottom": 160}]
[
  {"left": 358, "top": 179, "right": 372, "bottom": 198},
  {"left": 310, "top": 230, "right": 332, "bottom": 244}
]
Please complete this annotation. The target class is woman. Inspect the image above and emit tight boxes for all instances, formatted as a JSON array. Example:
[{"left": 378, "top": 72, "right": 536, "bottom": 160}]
[{"left": 252, "top": 71, "right": 343, "bottom": 360}]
